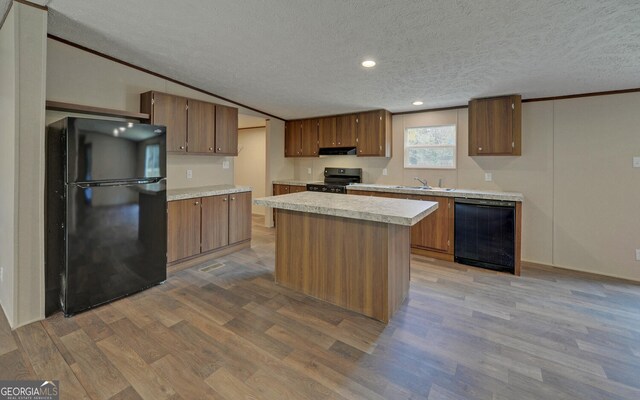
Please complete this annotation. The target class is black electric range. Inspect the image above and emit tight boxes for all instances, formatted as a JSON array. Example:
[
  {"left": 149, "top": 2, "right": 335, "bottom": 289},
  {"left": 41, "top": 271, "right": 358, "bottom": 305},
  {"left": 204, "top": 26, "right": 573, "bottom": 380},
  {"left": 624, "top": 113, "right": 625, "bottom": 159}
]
[{"left": 306, "top": 167, "right": 362, "bottom": 194}]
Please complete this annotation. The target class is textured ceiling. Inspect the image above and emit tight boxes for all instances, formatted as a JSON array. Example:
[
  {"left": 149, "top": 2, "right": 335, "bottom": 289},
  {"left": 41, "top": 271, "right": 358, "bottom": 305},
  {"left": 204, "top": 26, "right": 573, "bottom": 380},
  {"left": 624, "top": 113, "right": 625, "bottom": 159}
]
[{"left": 5, "top": 1, "right": 640, "bottom": 120}]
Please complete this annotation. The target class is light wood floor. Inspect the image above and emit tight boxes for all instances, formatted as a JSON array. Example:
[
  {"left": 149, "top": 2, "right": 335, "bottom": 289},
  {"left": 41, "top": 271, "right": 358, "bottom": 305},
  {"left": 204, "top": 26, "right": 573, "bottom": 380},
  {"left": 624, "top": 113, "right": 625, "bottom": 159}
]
[{"left": 2, "top": 217, "right": 640, "bottom": 399}]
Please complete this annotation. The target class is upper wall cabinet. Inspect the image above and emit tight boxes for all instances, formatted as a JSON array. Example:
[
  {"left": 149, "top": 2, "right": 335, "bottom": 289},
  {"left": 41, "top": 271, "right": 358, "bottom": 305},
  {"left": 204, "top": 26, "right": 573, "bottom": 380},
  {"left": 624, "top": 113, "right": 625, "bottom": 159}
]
[
  {"left": 140, "top": 91, "right": 238, "bottom": 156},
  {"left": 357, "top": 110, "right": 392, "bottom": 157},
  {"left": 468, "top": 95, "right": 521, "bottom": 156},
  {"left": 285, "top": 110, "right": 391, "bottom": 158},
  {"left": 285, "top": 119, "right": 318, "bottom": 157}
]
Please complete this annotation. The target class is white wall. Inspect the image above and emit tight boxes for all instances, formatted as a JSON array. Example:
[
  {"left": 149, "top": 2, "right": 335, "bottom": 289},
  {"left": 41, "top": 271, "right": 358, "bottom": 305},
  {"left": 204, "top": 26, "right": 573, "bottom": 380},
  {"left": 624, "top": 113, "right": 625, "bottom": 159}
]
[
  {"left": 235, "top": 127, "right": 267, "bottom": 215},
  {"left": 0, "top": 2, "right": 47, "bottom": 328},
  {"left": 264, "top": 118, "right": 293, "bottom": 226},
  {"left": 0, "top": 5, "right": 17, "bottom": 327},
  {"left": 293, "top": 94, "right": 640, "bottom": 281}
]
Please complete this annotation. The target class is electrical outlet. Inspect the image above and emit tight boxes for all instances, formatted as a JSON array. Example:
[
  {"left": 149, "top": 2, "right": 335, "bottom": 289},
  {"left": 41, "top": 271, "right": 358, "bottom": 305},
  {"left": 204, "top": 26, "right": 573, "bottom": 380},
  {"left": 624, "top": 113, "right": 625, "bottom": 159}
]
[
  {"left": 222, "top": 160, "right": 230, "bottom": 169},
  {"left": 633, "top": 157, "right": 640, "bottom": 168},
  {"left": 485, "top": 173, "right": 492, "bottom": 182},
  {"left": 307, "top": 168, "right": 312, "bottom": 175},
  {"left": 186, "top": 169, "right": 193, "bottom": 179},
  {"left": 0, "top": 267, "right": 3, "bottom": 283},
  {"left": 636, "top": 249, "right": 640, "bottom": 261},
  {"left": 383, "top": 168, "right": 388, "bottom": 176}
]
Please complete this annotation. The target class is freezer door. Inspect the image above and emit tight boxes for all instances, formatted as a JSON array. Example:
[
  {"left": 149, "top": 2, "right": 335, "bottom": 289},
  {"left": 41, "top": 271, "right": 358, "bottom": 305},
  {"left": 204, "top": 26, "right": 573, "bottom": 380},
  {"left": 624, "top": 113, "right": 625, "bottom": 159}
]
[
  {"left": 63, "top": 180, "right": 167, "bottom": 315},
  {"left": 66, "top": 118, "right": 166, "bottom": 183}
]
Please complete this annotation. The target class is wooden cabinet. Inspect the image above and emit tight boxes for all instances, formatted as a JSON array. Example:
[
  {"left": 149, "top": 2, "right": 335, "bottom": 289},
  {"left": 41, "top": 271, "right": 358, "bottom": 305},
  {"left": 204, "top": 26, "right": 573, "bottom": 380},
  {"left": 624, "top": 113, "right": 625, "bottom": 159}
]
[
  {"left": 141, "top": 91, "right": 238, "bottom": 156},
  {"left": 346, "top": 189, "right": 453, "bottom": 258},
  {"left": 187, "top": 99, "right": 215, "bottom": 153},
  {"left": 357, "top": 110, "right": 391, "bottom": 157},
  {"left": 286, "top": 110, "right": 390, "bottom": 157},
  {"left": 285, "top": 120, "right": 318, "bottom": 157},
  {"left": 409, "top": 195, "right": 453, "bottom": 253},
  {"left": 167, "top": 191, "right": 252, "bottom": 265},
  {"left": 167, "top": 198, "right": 201, "bottom": 262},
  {"left": 215, "top": 104, "right": 238, "bottom": 155},
  {"left": 273, "top": 184, "right": 291, "bottom": 195},
  {"left": 289, "top": 185, "right": 306, "bottom": 193},
  {"left": 468, "top": 94, "right": 521, "bottom": 156},
  {"left": 229, "top": 192, "right": 252, "bottom": 244},
  {"left": 201, "top": 195, "right": 229, "bottom": 252},
  {"left": 301, "top": 119, "right": 319, "bottom": 156},
  {"left": 141, "top": 92, "right": 188, "bottom": 153}
]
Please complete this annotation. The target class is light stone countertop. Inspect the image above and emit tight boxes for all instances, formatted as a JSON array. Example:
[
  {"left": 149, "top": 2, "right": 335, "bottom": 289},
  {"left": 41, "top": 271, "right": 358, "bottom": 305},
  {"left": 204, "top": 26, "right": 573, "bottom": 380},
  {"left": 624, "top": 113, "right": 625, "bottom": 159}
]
[
  {"left": 347, "top": 183, "right": 524, "bottom": 202},
  {"left": 254, "top": 191, "right": 437, "bottom": 226},
  {"left": 167, "top": 185, "right": 252, "bottom": 201},
  {"left": 272, "top": 180, "right": 322, "bottom": 187}
]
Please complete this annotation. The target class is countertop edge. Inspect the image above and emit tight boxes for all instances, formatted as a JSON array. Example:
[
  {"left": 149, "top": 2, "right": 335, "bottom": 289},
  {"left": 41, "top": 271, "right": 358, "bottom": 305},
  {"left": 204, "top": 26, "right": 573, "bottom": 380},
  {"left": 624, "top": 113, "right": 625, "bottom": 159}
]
[
  {"left": 167, "top": 186, "right": 252, "bottom": 201},
  {"left": 347, "top": 185, "right": 524, "bottom": 202}
]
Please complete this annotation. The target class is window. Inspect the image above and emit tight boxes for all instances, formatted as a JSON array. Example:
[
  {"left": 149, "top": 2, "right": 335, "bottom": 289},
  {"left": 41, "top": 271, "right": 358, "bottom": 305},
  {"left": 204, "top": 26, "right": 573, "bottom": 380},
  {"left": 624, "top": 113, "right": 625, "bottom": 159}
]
[
  {"left": 404, "top": 125, "right": 456, "bottom": 169},
  {"left": 144, "top": 144, "right": 160, "bottom": 177}
]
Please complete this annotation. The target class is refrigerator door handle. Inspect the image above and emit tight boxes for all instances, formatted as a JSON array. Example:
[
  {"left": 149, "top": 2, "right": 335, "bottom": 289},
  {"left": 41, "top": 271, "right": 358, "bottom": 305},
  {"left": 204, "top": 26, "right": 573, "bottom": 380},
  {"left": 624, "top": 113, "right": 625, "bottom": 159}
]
[{"left": 74, "top": 177, "right": 165, "bottom": 188}]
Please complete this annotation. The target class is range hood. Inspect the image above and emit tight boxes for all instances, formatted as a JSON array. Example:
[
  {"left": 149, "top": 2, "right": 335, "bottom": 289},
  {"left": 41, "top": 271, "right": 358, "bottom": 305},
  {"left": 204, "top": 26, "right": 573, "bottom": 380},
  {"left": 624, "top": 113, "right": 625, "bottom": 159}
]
[{"left": 318, "top": 147, "right": 357, "bottom": 156}]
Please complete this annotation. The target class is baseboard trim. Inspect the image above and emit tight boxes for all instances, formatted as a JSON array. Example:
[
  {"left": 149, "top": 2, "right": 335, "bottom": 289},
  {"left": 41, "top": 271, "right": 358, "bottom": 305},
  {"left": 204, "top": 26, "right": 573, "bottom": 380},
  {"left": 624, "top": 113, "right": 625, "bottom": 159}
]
[
  {"left": 522, "top": 260, "right": 640, "bottom": 283},
  {"left": 410, "top": 247, "right": 454, "bottom": 262}
]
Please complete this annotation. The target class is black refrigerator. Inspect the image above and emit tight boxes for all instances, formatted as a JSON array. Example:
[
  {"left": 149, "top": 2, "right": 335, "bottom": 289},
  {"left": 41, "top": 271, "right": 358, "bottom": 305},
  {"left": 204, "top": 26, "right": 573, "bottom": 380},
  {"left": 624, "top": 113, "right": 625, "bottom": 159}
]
[{"left": 46, "top": 117, "right": 167, "bottom": 316}]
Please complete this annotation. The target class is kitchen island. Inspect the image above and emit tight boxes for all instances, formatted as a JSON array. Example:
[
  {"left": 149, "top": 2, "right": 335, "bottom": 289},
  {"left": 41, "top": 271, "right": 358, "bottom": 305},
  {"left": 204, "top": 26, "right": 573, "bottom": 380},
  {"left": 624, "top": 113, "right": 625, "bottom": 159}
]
[{"left": 254, "top": 191, "right": 437, "bottom": 322}]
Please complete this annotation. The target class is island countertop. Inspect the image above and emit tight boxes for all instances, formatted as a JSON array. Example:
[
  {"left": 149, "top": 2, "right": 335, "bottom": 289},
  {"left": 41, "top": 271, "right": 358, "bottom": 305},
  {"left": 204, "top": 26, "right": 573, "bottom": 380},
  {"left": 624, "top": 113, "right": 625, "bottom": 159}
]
[
  {"left": 347, "top": 183, "right": 524, "bottom": 202},
  {"left": 254, "top": 191, "right": 437, "bottom": 226},
  {"left": 167, "top": 185, "right": 252, "bottom": 201}
]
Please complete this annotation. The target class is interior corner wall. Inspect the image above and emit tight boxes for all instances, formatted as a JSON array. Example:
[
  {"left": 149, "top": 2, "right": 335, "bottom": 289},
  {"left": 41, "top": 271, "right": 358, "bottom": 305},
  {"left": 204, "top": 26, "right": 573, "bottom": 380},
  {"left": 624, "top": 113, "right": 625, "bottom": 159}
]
[
  {"left": 264, "top": 119, "right": 292, "bottom": 226},
  {"left": 0, "top": 4, "right": 18, "bottom": 327},
  {"left": 0, "top": 2, "right": 47, "bottom": 329},
  {"left": 235, "top": 127, "right": 267, "bottom": 215}
]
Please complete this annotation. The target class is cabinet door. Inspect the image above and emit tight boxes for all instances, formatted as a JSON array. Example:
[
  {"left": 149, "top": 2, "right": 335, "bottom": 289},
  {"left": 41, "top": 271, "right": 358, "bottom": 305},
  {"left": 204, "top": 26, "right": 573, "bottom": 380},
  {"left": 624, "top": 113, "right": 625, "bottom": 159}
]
[
  {"left": 289, "top": 185, "right": 306, "bottom": 193},
  {"left": 201, "top": 195, "right": 229, "bottom": 252},
  {"left": 187, "top": 99, "right": 216, "bottom": 154},
  {"left": 229, "top": 192, "right": 252, "bottom": 244},
  {"left": 336, "top": 114, "right": 357, "bottom": 147},
  {"left": 357, "top": 110, "right": 385, "bottom": 156},
  {"left": 215, "top": 104, "right": 238, "bottom": 155},
  {"left": 410, "top": 195, "right": 451, "bottom": 253},
  {"left": 301, "top": 119, "right": 319, "bottom": 156},
  {"left": 318, "top": 117, "right": 337, "bottom": 148},
  {"left": 469, "top": 95, "right": 520, "bottom": 155},
  {"left": 273, "top": 184, "right": 290, "bottom": 195},
  {"left": 285, "top": 121, "right": 301, "bottom": 157},
  {"left": 167, "top": 198, "right": 201, "bottom": 262},
  {"left": 153, "top": 92, "right": 188, "bottom": 153}
]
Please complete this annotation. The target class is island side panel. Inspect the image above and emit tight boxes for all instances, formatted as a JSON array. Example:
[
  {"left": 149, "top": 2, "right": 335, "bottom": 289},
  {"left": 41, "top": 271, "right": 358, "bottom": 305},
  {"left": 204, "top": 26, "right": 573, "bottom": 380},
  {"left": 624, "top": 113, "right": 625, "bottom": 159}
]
[
  {"left": 387, "top": 223, "right": 411, "bottom": 320},
  {"left": 276, "top": 209, "right": 407, "bottom": 322}
]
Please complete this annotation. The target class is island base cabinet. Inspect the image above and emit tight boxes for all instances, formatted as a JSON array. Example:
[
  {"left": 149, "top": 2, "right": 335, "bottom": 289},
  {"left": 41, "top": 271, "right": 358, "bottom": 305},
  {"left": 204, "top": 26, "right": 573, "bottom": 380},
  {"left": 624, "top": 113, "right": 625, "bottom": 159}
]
[
  {"left": 275, "top": 209, "right": 410, "bottom": 323},
  {"left": 167, "top": 198, "right": 201, "bottom": 263}
]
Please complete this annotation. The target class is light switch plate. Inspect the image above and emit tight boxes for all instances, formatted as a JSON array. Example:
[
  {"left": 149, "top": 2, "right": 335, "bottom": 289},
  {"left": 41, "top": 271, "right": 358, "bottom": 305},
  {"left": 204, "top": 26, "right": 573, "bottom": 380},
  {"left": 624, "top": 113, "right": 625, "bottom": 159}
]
[
  {"left": 307, "top": 168, "right": 312, "bottom": 175},
  {"left": 222, "top": 160, "right": 230, "bottom": 169},
  {"left": 383, "top": 168, "right": 388, "bottom": 176},
  {"left": 0, "top": 267, "right": 3, "bottom": 283},
  {"left": 485, "top": 173, "right": 492, "bottom": 182},
  {"left": 633, "top": 157, "right": 640, "bottom": 168},
  {"left": 186, "top": 169, "right": 193, "bottom": 179},
  {"left": 636, "top": 249, "right": 640, "bottom": 261}
]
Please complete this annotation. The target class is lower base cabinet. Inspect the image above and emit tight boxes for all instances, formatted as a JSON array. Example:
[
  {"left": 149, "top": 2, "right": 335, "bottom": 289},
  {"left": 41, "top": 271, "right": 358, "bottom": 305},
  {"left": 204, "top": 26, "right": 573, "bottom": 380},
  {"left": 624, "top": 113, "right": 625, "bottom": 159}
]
[{"left": 168, "top": 191, "right": 252, "bottom": 264}]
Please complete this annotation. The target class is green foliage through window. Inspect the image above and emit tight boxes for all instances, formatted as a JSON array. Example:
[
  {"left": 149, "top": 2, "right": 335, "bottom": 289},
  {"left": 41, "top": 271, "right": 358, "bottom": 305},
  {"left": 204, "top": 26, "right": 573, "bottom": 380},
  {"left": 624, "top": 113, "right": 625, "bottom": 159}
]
[{"left": 404, "top": 125, "right": 456, "bottom": 169}]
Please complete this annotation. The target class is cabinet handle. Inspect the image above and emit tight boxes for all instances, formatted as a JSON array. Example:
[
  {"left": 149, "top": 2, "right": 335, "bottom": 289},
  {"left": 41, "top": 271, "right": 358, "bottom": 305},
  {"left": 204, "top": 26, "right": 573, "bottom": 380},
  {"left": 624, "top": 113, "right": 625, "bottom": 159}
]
[
  {"left": 478, "top": 147, "right": 482, "bottom": 151},
  {"left": 179, "top": 146, "right": 185, "bottom": 150},
  {"left": 209, "top": 147, "right": 213, "bottom": 151},
  {"left": 359, "top": 150, "right": 363, "bottom": 153},
  {"left": 223, "top": 198, "right": 227, "bottom": 202},
  {"left": 217, "top": 147, "right": 222, "bottom": 151},
  {"left": 194, "top": 201, "right": 199, "bottom": 205},
  {"left": 230, "top": 197, "right": 236, "bottom": 201},
  {"left": 337, "top": 141, "right": 341, "bottom": 145}
]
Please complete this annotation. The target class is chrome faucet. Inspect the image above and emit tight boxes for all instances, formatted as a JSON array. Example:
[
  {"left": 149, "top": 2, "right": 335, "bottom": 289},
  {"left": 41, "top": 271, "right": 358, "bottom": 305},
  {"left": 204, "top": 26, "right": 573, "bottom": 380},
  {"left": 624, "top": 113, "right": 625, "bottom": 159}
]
[{"left": 414, "top": 177, "right": 429, "bottom": 188}]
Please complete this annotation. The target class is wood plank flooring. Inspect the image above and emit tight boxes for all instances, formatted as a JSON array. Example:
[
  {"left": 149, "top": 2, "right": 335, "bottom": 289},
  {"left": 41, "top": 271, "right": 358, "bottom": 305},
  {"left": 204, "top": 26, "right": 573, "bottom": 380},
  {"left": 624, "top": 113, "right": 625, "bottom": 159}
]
[{"left": 1, "top": 216, "right": 640, "bottom": 399}]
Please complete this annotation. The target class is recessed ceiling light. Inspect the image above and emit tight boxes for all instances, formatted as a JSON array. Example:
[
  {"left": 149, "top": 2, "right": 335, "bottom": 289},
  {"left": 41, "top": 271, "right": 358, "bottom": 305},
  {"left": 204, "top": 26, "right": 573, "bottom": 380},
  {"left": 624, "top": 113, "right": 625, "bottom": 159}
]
[
  {"left": 412, "top": 101, "right": 424, "bottom": 106},
  {"left": 361, "top": 60, "right": 376, "bottom": 68},
  {"left": 127, "top": 122, "right": 134, "bottom": 128},
  {"left": 119, "top": 127, "right": 126, "bottom": 131}
]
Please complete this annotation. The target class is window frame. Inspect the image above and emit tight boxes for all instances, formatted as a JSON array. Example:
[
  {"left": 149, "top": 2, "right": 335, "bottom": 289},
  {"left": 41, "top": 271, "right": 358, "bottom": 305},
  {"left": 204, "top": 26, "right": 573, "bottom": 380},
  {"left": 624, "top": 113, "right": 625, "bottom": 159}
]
[{"left": 403, "top": 124, "right": 457, "bottom": 170}]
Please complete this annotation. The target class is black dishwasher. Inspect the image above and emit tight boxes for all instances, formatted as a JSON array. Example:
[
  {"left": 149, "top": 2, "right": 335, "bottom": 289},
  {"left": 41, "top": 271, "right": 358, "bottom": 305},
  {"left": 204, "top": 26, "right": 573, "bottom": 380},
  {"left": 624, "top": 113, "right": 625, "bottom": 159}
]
[{"left": 454, "top": 198, "right": 515, "bottom": 273}]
